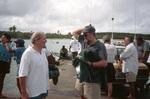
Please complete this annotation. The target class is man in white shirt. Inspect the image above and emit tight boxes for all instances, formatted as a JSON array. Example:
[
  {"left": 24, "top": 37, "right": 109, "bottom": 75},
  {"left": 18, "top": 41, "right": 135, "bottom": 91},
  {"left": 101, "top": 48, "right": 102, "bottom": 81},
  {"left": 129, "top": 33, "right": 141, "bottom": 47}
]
[
  {"left": 103, "top": 34, "right": 117, "bottom": 99},
  {"left": 69, "top": 36, "right": 79, "bottom": 59},
  {"left": 19, "top": 32, "right": 50, "bottom": 99},
  {"left": 118, "top": 36, "right": 138, "bottom": 99}
]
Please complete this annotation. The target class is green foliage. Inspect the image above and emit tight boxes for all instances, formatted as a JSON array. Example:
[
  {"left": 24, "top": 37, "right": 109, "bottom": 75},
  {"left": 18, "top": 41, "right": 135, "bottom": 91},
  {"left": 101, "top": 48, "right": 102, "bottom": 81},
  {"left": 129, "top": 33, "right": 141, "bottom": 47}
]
[
  {"left": 96, "top": 32, "right": 150, "bottom": 40},
  {"left": 0, "top": 31, "right": 150, "bottom": 40}
]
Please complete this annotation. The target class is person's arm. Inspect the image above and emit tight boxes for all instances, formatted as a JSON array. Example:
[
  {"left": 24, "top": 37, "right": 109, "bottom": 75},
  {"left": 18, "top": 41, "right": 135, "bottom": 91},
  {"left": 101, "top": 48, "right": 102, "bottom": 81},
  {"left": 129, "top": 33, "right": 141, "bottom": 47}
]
[
  {"left": 120, "top": 46, "right": 132, "bottom": 59},
  {"left": 8, "top": 58, "right": 12, "bottom": 72},
  {"left": 19, "top": 77, "right": 29, "bottom": 99},
  {"left": 141, "top": 51, "right": 149, "bottom": 61},
  {"left": 69, "top": 46, "right": 71, "bottom": 52},
  {"left": 89, "top": 60, "right": 107, "bottom": 68},
  {"left": 118, "top": 59, "right": 122, "bottom": 69},
  {"left": 5, "top": 43, "right": 15, "bottom": 53},
  {"left": 72, "top": 28, "right": 84, "bottom": 40},
  {"left": 139, "top": 51, "right": 149, "bottom": 63},
  {"left": 140, "top": 41, "right": 150, "bottom": 62}
]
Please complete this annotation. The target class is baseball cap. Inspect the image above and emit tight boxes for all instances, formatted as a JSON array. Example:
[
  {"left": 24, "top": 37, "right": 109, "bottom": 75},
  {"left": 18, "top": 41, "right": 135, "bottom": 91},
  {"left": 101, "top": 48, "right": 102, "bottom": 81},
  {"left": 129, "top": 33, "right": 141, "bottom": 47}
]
[
  {"left": 71, "top": 36, "right": 76, "bottom": 40},
  {"left": 14, "top": 38, "right": 25, "bottom": 44},
  {"left": 82, "top": 26, "right": 95, "bottom": 33},
  {"left": 71, "top": 36, "right": 75, "bottom": 39}
]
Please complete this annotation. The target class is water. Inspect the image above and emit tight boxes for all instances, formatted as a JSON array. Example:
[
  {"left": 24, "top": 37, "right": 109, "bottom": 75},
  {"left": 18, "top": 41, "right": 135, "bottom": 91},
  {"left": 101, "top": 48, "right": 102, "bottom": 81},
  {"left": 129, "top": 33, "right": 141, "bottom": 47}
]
[
  {"left": 3, "top": 39, "right": 72, "bottom": 94},
  {"left": 3, "top": 39, "right": 150, "bottom": 94}
]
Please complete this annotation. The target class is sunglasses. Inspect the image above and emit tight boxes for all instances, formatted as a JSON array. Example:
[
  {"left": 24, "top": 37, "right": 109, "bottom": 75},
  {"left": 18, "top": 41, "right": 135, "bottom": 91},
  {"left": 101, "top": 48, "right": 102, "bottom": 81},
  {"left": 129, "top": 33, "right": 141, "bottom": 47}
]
[
  {"left": 83, "top": 33, "right": 90, "bottom": 37},
  {"left": 83, "top": 34, "right": 87, "bottom": 37}
]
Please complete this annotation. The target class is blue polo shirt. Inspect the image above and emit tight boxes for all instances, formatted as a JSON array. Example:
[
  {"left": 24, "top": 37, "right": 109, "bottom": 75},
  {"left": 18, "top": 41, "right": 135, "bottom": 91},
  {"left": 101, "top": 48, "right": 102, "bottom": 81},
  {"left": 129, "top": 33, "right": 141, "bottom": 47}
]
[
  {"left": 14, "top": 47, "right": 26, "bottom": 63},
  {"left": 0, "top": 43, "right": 13, "bottom": 62}
]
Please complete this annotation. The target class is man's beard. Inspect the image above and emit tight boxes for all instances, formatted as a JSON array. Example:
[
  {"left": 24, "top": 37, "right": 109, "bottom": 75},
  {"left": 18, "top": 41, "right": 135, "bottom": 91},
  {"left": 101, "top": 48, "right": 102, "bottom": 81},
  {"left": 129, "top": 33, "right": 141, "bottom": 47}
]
[{"left": 84, "top": 39, "right": 91, "bottom": 45}]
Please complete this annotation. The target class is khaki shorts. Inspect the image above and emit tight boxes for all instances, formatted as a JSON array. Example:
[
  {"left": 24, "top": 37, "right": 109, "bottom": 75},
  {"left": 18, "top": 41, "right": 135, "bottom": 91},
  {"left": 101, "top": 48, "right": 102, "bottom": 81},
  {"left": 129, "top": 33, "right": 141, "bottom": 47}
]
[
  {"left": 75, "top": 79, "right": 101, "bottom": 99},
  {"left": 125, "top": 72, "right": 137, "bottom": 82}
]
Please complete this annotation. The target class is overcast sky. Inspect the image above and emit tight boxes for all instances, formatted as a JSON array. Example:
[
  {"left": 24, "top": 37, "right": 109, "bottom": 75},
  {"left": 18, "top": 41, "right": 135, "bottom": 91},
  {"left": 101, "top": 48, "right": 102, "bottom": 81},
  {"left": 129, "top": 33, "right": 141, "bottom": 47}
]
[{"left": 0, "top": 0, "right": 150, "bottom": 34}]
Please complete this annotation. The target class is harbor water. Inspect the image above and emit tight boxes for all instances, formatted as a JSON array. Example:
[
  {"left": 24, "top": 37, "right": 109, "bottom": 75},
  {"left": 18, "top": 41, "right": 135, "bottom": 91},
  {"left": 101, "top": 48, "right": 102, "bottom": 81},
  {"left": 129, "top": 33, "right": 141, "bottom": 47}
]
[{"left": 3, "top": 39, "right": 72, "bottom": 94}]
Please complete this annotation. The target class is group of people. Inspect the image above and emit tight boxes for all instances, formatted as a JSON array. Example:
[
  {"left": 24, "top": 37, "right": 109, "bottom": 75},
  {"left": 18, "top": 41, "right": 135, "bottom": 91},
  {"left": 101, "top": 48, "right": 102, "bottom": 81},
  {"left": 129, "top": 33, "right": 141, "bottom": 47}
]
[
  {"left": 0, "top": 31, "right": 80, "bottom": 99},
  {"left": 0, "top": 25, "right": 150, "bottom": 99},
  {"left": 0, "top": 32, "right": 50, "bottom": 99},
  {"left": 59, "top": 36, "right": 80, "bottom": 60},
  {"left": 0, "top": 34, "right": 26, "bottom": 98},
  {"left": 72, "top": 25, "right": 150, "bottom": 99}
]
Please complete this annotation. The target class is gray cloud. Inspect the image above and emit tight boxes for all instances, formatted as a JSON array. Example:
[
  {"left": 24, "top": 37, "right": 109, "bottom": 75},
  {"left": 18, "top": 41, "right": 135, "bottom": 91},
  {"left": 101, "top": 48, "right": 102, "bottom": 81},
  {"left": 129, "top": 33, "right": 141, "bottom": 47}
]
[{"left": 0, "top": 0, "right": 150, "bottom": 34}]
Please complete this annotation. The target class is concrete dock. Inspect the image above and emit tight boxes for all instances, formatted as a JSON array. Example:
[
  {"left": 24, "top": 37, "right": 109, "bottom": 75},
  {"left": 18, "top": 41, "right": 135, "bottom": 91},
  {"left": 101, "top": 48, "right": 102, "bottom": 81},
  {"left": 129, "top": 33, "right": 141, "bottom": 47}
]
[{"left": 2, "top": 60, "right": 150, "bottom": 99}]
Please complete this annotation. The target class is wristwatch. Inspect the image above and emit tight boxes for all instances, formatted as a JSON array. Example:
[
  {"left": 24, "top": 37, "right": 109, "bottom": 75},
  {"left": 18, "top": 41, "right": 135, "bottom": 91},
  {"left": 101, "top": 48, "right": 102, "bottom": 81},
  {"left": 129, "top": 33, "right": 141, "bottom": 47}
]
[{"left": 90, "top": 62, "right": 93, "bottom": 68}]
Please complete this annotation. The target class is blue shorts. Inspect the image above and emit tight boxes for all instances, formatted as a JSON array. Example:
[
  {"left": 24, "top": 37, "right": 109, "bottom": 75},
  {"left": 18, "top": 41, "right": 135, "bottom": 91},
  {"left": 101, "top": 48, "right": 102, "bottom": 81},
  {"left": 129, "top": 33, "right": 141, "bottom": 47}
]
[{"left": 29, "top": 91, "right": 48, "bottom": 99}]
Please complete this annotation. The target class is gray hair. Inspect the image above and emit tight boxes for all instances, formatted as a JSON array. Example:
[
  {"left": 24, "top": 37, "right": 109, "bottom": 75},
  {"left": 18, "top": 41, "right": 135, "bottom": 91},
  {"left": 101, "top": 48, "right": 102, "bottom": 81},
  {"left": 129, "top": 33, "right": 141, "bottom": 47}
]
[
  {"left": 31, "top": 32, "right": 44, "bottom": 44},
  {"left": 125, "top": 35, "right": 134, "bottom": 43},
  {"left": 103, "top": 35, "right": 111, "bottom": 43}
]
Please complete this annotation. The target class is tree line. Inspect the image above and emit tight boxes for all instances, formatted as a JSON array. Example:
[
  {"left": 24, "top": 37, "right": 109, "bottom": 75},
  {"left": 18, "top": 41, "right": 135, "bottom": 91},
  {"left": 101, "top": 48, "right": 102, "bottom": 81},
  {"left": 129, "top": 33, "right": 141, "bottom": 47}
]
[
  {"left": 0, "top": 25, "right": 150, "bottom": 40},
  {"left": 0, "top": 31, "right": 150, "bottom": 40}
]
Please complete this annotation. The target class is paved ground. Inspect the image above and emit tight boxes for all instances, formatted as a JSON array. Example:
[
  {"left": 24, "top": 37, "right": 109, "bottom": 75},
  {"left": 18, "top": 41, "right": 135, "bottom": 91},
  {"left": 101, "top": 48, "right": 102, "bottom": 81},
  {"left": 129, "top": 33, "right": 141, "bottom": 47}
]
[{"left": 3, "top": 59, "right": 150, "bottom": 99}]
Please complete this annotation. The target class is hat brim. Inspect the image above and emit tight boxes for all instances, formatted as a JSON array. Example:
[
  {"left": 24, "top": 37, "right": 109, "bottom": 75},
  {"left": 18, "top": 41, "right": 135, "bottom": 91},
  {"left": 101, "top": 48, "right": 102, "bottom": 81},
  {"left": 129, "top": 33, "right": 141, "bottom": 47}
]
[{"left": 82, "top": 29, "right": 89, "bottom": 33}]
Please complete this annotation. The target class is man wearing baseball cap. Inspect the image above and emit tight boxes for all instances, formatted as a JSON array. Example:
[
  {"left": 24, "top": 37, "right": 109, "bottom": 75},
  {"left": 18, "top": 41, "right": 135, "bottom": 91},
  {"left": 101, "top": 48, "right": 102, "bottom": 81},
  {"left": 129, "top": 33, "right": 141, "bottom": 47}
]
[
  {"left": 73, "top": 25, "right": 107, "bottom": 99},
  {"left": 5, "top": 38, "right": 26, "bottom": 95},
  {"left": 14, "top": 38, "right": 25, "bottom": 45}
]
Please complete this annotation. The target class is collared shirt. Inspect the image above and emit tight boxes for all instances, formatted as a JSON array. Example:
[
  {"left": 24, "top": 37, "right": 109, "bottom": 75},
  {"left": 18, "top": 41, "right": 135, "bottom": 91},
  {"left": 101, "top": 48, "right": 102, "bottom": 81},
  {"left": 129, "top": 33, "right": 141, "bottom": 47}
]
[
  {"left": 120, "top": 43, "right": 139, "bottom": 75},
  {"left": 78, "top": 35, "right": 107, "bottom": 83},
  {"left": 105, "top": 44, "right": 117, "bottom": 63},
  {"left": 78, "top": 35, "right": 107, "bottom": 60},
  {"left": 134, "top": 40, "right": 150, "bottom": 61},
  {"left": 19, "top": 46, "right": 50, "bottom": 97},
  {"left": 70, "top": 39, "right": 79, "bottom": 52},
  {"left": 14, "top": 47, "right": 26, "bottom": 63},
  {"left": 147, "top": 54, "right": 150, "bottom": 63},
  {"left": 0, "top": 43, "right": 13, "bottom": 62}
]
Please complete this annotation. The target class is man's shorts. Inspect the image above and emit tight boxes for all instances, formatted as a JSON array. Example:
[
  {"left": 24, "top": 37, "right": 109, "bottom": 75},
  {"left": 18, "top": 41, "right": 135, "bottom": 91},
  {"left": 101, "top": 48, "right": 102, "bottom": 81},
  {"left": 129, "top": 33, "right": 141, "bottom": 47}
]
[
  {"left": 0, "top": 61, "right": 10, "bottom": 74},
  {"left": 75, "top": 79, "right": 101, "bottom": 99},
  {"left": 125, "top": 72, "right": 137, "bottom": 82},
  {"left": 72, "top": 52, "right": 78, "bottom": 57}
]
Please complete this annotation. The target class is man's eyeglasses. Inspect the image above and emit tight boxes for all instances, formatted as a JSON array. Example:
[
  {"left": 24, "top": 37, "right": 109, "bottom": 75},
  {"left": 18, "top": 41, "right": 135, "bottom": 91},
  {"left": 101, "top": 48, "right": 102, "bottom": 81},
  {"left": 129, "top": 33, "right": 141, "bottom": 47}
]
[
  {"left": 83, "top": 33, "right": 89, "bottom": 37},
  {"left": 83, "top": 34, "right": 87, "bottom": 37}
]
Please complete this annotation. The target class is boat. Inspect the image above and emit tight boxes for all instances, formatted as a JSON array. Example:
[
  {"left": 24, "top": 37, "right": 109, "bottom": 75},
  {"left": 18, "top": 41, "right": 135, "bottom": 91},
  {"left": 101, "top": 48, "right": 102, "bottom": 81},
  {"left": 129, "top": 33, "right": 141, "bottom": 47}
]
[
  {"left": 114, "top": 41, "right": 125, "bottom": 46},
  {"left": 51, "top": 40, "right": 59, "bottom": 44}
]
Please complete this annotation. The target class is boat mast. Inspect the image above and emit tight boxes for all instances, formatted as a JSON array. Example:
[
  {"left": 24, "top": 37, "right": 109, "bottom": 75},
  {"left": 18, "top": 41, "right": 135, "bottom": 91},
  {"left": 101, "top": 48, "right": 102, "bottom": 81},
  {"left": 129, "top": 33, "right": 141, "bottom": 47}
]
[
  {"left": 89, "top": 0, "right": 92, "bottom": 25},
  {"left": 111, "top": 0, "right": 114, "bottom": 44},
  {"left": 134, "top": 0, "right": 137, "bottom": 41}
]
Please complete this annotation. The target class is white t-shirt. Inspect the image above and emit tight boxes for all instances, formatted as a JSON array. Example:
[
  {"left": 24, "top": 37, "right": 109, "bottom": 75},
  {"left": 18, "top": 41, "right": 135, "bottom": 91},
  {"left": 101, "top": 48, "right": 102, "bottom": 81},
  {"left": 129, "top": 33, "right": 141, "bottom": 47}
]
[
  {"left": 147, "top": 54, "right": 150, "bottom": 63},
  {"left": 105, "top": 44, "right": 117, "bottom": 63},
  {"left": 19, "top": 46, "right": 50, "bottom": 97},
  {"left": 70, "top": 40, "right": 79, "bottom": 52},
  {"left": 120, "top": 43, "right": 139, "bottom": 75}
]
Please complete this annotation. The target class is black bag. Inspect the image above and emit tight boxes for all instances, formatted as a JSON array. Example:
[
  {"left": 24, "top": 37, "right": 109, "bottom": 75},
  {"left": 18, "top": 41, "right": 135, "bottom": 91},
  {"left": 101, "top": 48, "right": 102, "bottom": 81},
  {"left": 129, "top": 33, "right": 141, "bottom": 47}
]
[{"left": 49, "top": 64, "right": 60, "bottom": 85}]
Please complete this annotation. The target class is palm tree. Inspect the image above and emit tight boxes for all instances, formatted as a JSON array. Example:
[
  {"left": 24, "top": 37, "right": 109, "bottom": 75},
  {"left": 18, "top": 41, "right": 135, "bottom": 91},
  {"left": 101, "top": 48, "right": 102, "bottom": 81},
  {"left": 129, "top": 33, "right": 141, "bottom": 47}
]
[
  {"left": 57, "top": 30, "right": 60, "bottom": 34},
  {"left": 12, "top": 25, "right": 16, "bottom": 32},
  {"left": 9, "top": 27, "right": 13, "bottom": 32}
]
